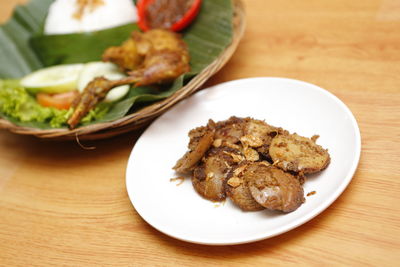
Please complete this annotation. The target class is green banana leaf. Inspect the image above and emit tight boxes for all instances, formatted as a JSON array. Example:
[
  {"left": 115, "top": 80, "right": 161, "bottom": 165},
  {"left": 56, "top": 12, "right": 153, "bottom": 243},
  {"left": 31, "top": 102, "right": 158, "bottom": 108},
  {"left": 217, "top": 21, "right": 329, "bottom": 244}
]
[
  {"left": 0, "top": 0, "right": 53, "bottom": 78},
  {"left": 30, "top": 24, "right": 140, "bottom": 66},
  {"left": 0, "top": 0, "right": 233, "bottom": 129}
]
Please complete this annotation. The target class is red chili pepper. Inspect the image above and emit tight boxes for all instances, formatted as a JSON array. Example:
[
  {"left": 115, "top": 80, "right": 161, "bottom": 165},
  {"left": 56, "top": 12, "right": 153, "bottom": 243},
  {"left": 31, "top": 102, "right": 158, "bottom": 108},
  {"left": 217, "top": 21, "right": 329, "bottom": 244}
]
[{"left": 137, "top": 0, "right": 202, "bottom": 32}]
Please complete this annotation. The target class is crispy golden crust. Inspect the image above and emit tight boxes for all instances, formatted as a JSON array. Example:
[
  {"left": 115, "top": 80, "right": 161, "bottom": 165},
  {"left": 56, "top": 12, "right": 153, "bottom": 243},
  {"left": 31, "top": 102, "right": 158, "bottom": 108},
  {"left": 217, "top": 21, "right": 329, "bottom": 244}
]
[
  {"left": 67, "top": 77, "right": 112, "bottom": 129},
  {"left": 102, "top": 39, "right": 142, "bottom": 72},
  {"left": 129, "top": 29, "right": 190, "bottom": 86},
  {"left": 269, "top": 133, "right": 331, "bottom": 174},
  {"left": 68, "top": 29, "right": 190, "bottom": 129}
]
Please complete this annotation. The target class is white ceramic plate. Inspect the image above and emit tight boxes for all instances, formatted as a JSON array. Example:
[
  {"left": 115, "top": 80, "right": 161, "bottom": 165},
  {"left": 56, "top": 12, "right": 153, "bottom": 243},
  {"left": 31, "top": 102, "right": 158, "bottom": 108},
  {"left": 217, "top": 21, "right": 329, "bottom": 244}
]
[{"left": 126, "top": 77, "right": 361, "bottom": 245}]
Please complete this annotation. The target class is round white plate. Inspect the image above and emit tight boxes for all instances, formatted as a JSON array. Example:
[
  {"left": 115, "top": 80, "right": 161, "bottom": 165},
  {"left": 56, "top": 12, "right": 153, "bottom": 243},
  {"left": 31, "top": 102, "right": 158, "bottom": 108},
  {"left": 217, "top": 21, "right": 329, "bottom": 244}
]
[{"left": 126, "top": 77, "right": 361, "bottom": 245}]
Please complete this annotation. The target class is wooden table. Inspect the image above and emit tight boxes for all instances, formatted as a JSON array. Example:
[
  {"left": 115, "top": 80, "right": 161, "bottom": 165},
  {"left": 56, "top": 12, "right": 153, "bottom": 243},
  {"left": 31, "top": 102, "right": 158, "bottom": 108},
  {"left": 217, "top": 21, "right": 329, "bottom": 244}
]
[{"left": 1, "top": 0, "right": 399, "bottom": 266}]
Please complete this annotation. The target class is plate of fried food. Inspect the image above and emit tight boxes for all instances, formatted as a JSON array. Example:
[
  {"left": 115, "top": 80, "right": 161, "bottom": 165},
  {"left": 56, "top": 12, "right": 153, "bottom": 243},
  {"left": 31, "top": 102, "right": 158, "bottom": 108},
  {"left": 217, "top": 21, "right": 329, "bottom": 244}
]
[
  {"left": 0, "top": 0, "right": 244, "bottom": 139},
  {"left": 126, "top": 77, "right": 361, "bottom": 245}
]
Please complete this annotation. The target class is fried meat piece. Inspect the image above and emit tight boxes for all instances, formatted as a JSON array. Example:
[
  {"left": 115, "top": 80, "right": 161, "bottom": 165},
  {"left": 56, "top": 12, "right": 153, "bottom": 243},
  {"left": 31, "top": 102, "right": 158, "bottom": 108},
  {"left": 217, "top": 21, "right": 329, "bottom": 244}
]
[
  {"left": 173, "top": 116, "right": 330, "bottom": 213},
  {"left": 226, "top": 163, "right": 265, "bottom": 211},
  {"left": 269, "top": 133, "right": 330, "bottom": 174},
  {"left": 67, "top": 77, "right": 113, "bottom": 129},
  {"left": 246, "top": 163, "right": 305, "bottom": 212},
  {"left": 213, "top": 116, "right": 282, "bottom": 153},
  {"left": 214, "top": 116, "right": 247, "bottom": 145},
  {"left": 244, "top": 119, "right": 280, "bottom": 145},
  {"left": 192, "top": 147, "right": 241, "bottom": 201},
  {"left": 173, "top": 121, "right": 215, "bottom": 173},
  {"left": 128, "top": 29, "right": 190, "bottom": 86},
  {"left": 243, "top": 119, "right": 286, "bottom": 160},
  {"left": 102, "top": 38, "right": 142, "bottom": 72},
  {"left": 68, "top": 29, "right": 190, "bottom": 129}
]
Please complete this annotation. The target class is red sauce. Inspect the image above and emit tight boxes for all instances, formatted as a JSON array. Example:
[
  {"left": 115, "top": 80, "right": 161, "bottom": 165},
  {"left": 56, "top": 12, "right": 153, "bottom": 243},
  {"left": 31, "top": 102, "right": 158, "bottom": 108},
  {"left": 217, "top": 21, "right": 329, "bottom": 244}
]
[{"left": 145, "top": 0, "right": 195, "bottom": 29}]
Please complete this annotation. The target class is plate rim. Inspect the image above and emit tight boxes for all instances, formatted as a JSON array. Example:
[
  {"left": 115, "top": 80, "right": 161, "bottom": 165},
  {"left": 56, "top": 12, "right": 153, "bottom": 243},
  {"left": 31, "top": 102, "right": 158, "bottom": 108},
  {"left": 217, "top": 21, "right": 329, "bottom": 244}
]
[{"left": 125, "top": 76, "right": 362, "bottom": 245}]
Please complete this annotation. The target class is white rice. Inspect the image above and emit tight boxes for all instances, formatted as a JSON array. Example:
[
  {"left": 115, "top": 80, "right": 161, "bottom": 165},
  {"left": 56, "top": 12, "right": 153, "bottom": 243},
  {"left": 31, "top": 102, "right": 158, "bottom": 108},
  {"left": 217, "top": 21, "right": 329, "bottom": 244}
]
[{"left": 44, "top": 0, "right": 138, "bottom": 35}]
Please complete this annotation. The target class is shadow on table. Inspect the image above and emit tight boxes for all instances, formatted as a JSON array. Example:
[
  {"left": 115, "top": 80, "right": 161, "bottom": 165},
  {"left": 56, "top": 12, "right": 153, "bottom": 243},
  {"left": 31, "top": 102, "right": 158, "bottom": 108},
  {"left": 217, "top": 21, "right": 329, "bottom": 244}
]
[
  {"left": 140, "top": 183, "right": 355, "bottom": 259},
  {"left": 0, "top": 128, "right": 145, "bottom": 164}
]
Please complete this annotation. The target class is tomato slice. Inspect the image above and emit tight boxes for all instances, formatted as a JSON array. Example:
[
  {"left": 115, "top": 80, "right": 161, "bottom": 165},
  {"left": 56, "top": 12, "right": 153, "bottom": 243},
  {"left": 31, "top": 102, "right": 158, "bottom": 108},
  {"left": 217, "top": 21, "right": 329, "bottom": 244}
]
[
  {"left": 36, "top": 91, "right": 79, "bottom": 110},
  {"left": 137, "top": 0, "right": 202, "bottom": 32}
]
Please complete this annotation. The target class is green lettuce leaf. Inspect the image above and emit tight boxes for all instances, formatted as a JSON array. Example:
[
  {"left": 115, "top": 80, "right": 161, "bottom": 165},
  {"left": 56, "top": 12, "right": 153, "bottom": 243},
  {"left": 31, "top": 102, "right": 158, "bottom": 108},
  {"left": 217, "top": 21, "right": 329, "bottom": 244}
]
[
  {"left": 0, "top": 79, "right": 69, "bottom": 128},
  {"left": 0, "top": 79, "right": 110, "bottom": 129}
]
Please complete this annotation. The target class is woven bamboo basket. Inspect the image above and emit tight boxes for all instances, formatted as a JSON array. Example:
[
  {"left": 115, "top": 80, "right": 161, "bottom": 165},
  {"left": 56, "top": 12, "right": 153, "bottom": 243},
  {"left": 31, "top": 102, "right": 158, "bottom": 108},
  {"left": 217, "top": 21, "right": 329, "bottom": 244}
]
[{"left": 0, "top": 0, "right": 245, "bottom": 140}]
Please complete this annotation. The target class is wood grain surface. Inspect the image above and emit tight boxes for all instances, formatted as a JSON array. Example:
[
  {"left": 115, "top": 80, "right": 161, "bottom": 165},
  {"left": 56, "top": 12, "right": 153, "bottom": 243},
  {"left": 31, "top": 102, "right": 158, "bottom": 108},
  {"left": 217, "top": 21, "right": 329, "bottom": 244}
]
[{"left": 1, "top": 0, "right": 399, "bottom": 266}]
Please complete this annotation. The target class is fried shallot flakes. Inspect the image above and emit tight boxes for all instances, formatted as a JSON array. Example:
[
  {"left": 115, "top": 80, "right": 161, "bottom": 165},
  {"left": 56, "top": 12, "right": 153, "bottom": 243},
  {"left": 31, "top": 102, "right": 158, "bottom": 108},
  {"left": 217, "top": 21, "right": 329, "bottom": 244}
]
[{"left": 173, "top": 116, "right": 330, "bottom": 213}]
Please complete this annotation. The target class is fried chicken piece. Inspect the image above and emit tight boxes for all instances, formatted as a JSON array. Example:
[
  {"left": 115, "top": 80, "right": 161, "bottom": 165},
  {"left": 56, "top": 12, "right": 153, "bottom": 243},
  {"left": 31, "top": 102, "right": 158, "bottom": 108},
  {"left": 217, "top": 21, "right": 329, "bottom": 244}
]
[
  {"left": 102, "top": 38, "right": 142, "bottom": 71},
  {"left": 269, "top": 133, "right": 330, "bottom": 174},
  {"left": 103, "top": 29, "right": 190, "bottom": 85},
  {"left": 130, "top": 29, "right": 190, "bottom": 85},
  {"left": 173, "top": 120, "right": 215, "bottom": 173},
  {"left": 68, "top": 77, "right": 113, "bottom": 129},
  {"left": 67, "top": 29, "right": 190, "bottom": 129},
  {"left": 192, "top": 147, "right": 241, "bottom": 201},
  {"left": 247, "top": 163, "right": 305, "bottom": 212}
]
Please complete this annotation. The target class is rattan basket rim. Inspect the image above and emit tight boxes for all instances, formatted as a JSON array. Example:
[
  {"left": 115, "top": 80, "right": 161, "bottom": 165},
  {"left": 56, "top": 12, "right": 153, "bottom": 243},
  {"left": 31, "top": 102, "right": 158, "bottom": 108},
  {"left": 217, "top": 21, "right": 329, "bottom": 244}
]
[{"left": 0, "top": 0, "right": 245, "bottom": 140}]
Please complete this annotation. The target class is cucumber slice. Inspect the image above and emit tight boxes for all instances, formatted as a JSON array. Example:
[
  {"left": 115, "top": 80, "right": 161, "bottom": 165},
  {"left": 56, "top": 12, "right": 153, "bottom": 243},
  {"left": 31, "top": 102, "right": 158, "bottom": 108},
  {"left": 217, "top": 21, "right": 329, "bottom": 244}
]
[
  {"left": 21, "top": 64, "right": 84, "bottom": 94},
  {"left": 77, "top": 62, "right": 130, "bottom": 103}
]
